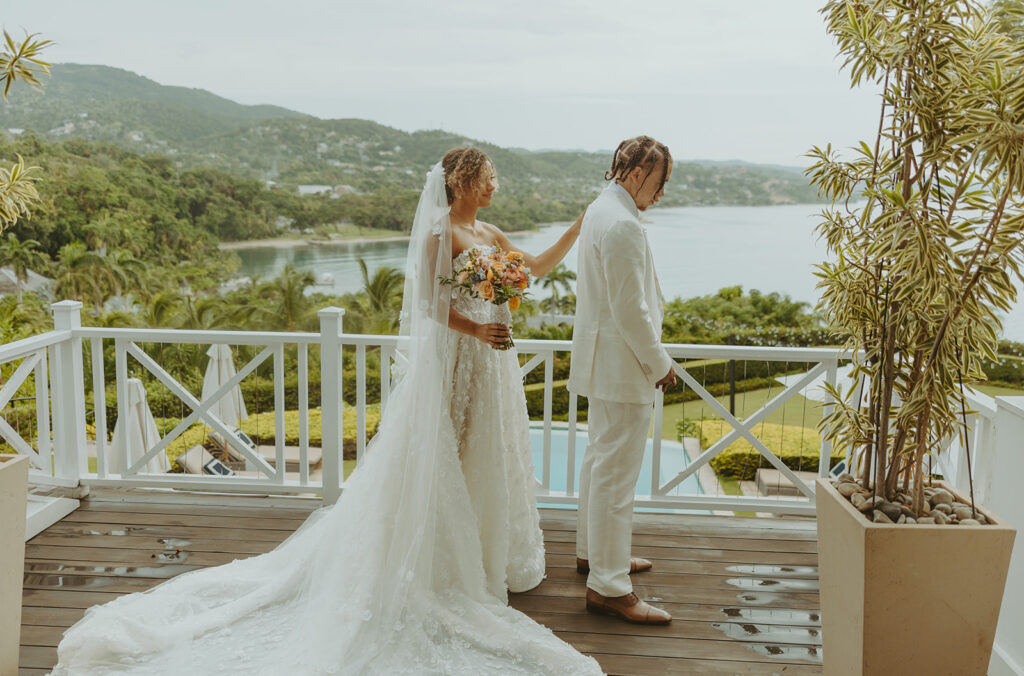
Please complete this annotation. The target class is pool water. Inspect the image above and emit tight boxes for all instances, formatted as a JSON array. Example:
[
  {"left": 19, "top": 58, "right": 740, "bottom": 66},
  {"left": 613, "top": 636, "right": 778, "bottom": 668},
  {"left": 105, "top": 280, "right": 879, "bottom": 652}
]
[{"left": 527, "top": 426, "right": 708, "bottom": 513}]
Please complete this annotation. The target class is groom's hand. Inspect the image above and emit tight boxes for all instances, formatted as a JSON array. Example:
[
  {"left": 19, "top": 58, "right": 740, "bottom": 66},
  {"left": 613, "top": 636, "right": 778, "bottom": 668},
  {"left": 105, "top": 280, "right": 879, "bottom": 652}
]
[{"left": 655, "top": 367, "right": 676, "bottom": 392}]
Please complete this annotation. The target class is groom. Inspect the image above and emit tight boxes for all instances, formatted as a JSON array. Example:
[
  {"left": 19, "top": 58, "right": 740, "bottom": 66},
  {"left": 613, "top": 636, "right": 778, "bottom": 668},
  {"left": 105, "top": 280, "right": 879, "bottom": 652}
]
[{"left": 568, "top": 135, "right": 675, "bottom": 625}]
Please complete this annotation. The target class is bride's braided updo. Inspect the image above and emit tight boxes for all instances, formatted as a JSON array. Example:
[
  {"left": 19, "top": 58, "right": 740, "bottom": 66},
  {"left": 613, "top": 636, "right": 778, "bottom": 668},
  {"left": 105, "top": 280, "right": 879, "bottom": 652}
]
[
  {"left": 605, "top": 136, "right": 671, "bottom": 195},
  {"left": 441, "top": 147, "right": 494, "bottom": 205}
]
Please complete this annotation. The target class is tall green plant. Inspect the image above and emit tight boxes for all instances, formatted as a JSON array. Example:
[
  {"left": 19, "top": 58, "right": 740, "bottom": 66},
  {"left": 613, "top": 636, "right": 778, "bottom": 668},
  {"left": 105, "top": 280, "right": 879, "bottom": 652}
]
[
  {"left": 808, "top": 0, "right": 1024, "bottom": 515},
  {"left": 0, "top": 29, "right": 50, "bottom": 232}
]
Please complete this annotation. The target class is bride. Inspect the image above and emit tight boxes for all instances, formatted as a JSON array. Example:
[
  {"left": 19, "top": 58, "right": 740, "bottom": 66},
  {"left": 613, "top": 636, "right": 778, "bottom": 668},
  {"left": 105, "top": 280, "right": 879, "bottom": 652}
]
[{"left": 51, "top": 149, "right": 602, "bottom": 675}]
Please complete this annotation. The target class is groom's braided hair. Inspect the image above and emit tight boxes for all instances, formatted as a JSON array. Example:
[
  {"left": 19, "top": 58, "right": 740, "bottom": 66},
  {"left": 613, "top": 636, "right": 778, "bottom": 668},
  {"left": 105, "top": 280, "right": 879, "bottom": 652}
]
[
  {"left": 605, "top": 136, "right": 671, "bottom": 196},
  {"left": 441, "top": 147, "right": 494, "bottom": 206}
]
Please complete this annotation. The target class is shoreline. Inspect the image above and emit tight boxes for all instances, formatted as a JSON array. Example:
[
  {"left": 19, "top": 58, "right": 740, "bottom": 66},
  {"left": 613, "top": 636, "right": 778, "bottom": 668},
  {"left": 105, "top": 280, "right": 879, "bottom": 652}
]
[{"left": 217, "top": 227, "right": 552, "bottom": 251}]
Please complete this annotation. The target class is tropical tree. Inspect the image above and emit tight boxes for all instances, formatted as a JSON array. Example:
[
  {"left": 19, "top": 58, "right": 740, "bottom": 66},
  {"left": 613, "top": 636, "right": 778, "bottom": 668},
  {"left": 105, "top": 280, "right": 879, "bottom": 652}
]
[
  {"left": 258, "top": 264, "right": 316, "bottom": 331},
  {"left": 536, "top": 263, "right": 576, "bottom": 314},
  {"left": 343, "top": 259, "right": 404, "bottom": 334},
  {"left": 809, "top": 0, "right": 1024, "bottom": 515},
  {"left": 53, "top": 242, "right": 115, "bottom": 308},
  {"left": 0, "top": 30, "right": 50, "bottom": 233},
  {"left": 0, "top": 233, "right": 48, "bottom": 302}
]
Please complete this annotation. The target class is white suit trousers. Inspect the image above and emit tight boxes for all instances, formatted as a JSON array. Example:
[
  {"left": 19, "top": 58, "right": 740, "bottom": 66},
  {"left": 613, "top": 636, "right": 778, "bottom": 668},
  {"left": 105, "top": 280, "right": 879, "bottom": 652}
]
[{"left": 576, "top": 396, "right": 652, "bottom": 597}]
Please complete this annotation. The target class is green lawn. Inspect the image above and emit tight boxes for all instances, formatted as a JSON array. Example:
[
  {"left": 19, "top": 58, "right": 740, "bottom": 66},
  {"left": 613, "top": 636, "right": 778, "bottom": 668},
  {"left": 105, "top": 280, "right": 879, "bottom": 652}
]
[{"left": 660, "top": 385, "right": 823, "bottom": 441}]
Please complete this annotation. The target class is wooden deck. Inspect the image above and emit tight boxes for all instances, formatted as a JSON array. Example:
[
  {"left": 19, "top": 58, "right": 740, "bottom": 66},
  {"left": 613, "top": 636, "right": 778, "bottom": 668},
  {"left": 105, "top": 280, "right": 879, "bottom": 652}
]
[{"left": 19, "top": 490, "right": 822, "bottom": 675}]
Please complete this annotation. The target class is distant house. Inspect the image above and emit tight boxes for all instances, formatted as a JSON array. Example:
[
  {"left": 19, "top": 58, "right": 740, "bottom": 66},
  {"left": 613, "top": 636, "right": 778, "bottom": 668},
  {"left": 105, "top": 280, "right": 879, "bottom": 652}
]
[
  {"left": 0, "top": 266, "right": 52, "bottom": 297},
  {"left": 333, "top": 185, "right": 357, "bottom": 196},
  {"left": 297, "top": 185, "right": 333, "bottom": 196},
  {"left": 7, "top": 128, "right": 24, "bottom": 136}
]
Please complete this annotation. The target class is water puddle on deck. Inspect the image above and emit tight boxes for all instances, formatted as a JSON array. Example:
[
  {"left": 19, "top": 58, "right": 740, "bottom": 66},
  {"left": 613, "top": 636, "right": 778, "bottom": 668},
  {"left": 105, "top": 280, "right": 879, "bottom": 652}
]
[
  {"left": 23, "top": 562, "right": 195, "bottom": 578},
  {"left": 721, "top": 607, "right": 821, "bottom": 626},
  {"left": 710, "top": 621, "right": 821, "bottom": 645},
  {"left": 747, "top": 643, "right": 822, "bottom": 664},
  {"left": 726, "top": 577, "right": 820, "bottom": 592},
  {"left": 725, "top": 564, "right": 818, "bottom": 578},
  {"left": 75, "top": 526, "right": 178, "bottom": 537}
]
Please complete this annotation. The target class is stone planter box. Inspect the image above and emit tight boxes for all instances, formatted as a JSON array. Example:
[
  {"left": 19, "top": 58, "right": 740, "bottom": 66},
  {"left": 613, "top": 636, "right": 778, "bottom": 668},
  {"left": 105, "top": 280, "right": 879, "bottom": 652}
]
[
  {"left": 816, "top": 477, "right": 1016, "bottom": 675},
  {"left": 0, "top": 454, "right": 28, "bottom": 674}
]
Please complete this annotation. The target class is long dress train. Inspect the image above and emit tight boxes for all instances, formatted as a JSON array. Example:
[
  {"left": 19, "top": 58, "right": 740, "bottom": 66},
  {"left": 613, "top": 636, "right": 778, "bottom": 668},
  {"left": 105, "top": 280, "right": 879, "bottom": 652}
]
[{"left": 51, "top": 285, "right": 601, "bottom": 676}]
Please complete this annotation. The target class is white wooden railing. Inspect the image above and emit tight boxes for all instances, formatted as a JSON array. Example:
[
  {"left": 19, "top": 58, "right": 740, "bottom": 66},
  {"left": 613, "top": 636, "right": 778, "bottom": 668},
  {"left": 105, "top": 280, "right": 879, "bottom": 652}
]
[
  {"left": 1, "top": 301, "right": 879, "bottom": 530},
  {"left": 933, "top": 387, "right": 999, "bottom": 505}
]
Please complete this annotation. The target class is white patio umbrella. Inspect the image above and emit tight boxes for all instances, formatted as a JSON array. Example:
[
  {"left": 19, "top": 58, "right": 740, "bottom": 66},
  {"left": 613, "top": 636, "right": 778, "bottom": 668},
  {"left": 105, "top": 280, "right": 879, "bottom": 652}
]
[
  {"left": 108, "top": 377, "right": 171, "bottom": 474},
  {"left": 201, "top": 344, "right": 248, "bottom": 429}
]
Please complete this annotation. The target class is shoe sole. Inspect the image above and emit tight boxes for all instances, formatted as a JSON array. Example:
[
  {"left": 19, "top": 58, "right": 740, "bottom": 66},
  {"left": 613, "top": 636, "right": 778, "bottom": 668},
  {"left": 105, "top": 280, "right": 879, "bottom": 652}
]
[{"left": 585, "top": 602, "right": 672, "bottom": 625}]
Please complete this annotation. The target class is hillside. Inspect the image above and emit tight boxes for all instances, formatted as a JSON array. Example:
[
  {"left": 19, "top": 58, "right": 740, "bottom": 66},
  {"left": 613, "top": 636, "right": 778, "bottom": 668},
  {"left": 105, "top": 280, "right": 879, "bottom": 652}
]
[{"left": 0, "top": 64, "right": 822, "bottom": 206}]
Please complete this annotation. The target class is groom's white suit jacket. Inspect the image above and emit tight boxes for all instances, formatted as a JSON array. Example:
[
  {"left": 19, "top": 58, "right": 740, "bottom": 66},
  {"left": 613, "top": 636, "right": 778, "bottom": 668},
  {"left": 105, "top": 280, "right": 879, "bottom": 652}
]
[{"left": 567, "top": 183, "right": 674, "bottom": 406}]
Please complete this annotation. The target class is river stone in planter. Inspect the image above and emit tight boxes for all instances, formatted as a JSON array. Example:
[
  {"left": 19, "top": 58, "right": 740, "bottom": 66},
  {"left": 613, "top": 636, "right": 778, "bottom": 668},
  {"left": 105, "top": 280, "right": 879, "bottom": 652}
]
[
  {"left": 930, "top": 489, "right": 954, "bottom": 507},
  {"left": 872, "top": 510, "right": 894, "bottom": 524},
  {"left": 918, "top": 517, "right": 936, "bottom": 524},
  {"left": 932, "top": 503, "right": 953, "bottom": 515},
  {"left": 961, "top": 518, "right": 981, "bottom": 526},
  {"left": 933, "top": 511, "right": 950, "bottom": 525},
  {"left": 838, "top": 482, "right": 860, "bottom": 497},
  {"left": 879, "top": 502, "right": 903, "bottom": 522},
  {"left": 954, "top": 505, "right": 975, "bottom": 520},
  {"left": 858, "top": 496, "right": 884, "bottom": 513},
  {"left": 851, "top": 493, "right": 866, "bottom": 508}
]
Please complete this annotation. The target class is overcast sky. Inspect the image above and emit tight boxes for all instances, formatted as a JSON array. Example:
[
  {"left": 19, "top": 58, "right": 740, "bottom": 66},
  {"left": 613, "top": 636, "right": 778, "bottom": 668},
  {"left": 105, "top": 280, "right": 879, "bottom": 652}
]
[{"left": 4, "top": 1, "right": 882, "bottom": 165}]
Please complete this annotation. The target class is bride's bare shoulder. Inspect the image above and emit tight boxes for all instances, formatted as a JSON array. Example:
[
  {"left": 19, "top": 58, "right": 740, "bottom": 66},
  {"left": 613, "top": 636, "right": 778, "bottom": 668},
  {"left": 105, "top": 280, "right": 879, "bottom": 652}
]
[{"left": 477, "top": 220, "right": 507, "bottom": 243}]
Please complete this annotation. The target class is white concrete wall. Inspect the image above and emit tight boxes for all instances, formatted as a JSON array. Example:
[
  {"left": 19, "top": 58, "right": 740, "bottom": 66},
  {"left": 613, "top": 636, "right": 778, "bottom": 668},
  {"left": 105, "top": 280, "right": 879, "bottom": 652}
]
[{"left": 989, "top": 397, "right": 1024, "bottom": 676}]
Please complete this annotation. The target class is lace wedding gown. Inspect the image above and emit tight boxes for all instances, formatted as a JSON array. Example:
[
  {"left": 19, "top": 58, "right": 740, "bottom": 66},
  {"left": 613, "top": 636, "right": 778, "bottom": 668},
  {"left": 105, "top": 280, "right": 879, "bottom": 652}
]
[
  {"left": 449, "top": 251, "right": 546, "bottom": 601},
  {"left": 51, "top": 279, "right": 601, "bottom": 676}
]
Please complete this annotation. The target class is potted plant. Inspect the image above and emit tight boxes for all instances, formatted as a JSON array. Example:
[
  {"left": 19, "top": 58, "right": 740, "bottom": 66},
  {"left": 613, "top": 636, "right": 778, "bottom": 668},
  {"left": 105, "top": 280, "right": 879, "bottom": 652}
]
[
  {"left": 0, "top": 454, "right": 29, "bottom": 674},
  {"left": 806, "top": 1, "right": 1021, "bottom": 673}
]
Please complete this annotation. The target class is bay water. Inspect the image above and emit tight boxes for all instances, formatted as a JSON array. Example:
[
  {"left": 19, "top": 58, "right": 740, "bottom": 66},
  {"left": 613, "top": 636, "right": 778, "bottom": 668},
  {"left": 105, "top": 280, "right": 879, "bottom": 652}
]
[{"left": 234, "top": 204, "right": 1024, "bottom": 342}]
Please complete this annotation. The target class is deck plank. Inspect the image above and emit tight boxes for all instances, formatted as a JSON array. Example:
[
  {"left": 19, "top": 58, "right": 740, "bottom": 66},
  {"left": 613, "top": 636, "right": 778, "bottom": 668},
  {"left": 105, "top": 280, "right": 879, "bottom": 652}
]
[{"left": 21, "top": 496, "right": 823, "bottom": 674}]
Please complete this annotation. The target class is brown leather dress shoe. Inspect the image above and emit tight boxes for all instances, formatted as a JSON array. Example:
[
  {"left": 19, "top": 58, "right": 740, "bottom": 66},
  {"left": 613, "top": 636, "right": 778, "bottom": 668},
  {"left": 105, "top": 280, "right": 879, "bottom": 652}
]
[
  {"left": 576, "top": 557, "right": 653, "bottom": 575},
  {"left": 585, "top": 588, "right": 672, "bottom": 625}
]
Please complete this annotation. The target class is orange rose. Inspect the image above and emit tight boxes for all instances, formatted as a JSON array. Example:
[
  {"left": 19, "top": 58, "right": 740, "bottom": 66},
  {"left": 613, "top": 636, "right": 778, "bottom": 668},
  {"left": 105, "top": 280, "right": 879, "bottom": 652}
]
[
  {"left": 486, "top": 269, "right": 494, "bottom": 282},
  {"left": 517, "top": 277, "right": 529, "bottom": 290},
  {"left": 478, "top": 280, "right": 495, "bottom": 300},
  {"left": 508, "top": 296, "right": 521, "bottom": 311}
]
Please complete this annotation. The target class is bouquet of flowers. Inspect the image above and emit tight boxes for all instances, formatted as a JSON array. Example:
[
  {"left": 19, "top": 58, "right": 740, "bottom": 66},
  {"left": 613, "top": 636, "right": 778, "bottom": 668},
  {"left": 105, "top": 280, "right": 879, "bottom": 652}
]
[{"left": 441, "top": 245, "right": 531, "bottom": 310}]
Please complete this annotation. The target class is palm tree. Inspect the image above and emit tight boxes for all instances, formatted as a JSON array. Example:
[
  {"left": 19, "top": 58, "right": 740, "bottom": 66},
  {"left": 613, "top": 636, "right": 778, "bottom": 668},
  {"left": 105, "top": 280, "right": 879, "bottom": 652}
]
[
  {"left": 0, "top": 31, "right": 51, "bottom": 233},
  {"left": 259, "top": 264, "right": 316, "bottom": 331},
  {"left": 0, "top": 233, "right": 48, "bottom": 302},
  {"left": 106, "top": 249, "right": 149, "bottom": 300},
  {"left": 346, "top": 259, "right": 404, "bottom": 334},
  {"left": 537, "top": 263, "right": 576, "bottom": 315},
  {"left": 53, "top": 242, "right": 114, "bottom": 309}
]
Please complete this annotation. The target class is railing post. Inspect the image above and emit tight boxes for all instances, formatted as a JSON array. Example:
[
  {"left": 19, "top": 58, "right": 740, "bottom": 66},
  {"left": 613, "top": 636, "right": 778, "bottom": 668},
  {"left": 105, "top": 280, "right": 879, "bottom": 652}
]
[
  {"left": 49, "top": 301, "right": 87, "bottom": 483},
  {"left": 319, "top": 307, "right": 345, "bottom": 504},
  {"left": 818, "top": 358, "right": 838, "bottom": 480}
]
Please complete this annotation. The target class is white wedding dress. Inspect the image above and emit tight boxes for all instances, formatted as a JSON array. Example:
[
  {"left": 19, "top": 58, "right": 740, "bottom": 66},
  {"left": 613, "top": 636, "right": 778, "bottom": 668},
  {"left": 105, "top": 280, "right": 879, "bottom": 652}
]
[
  {"left": 449, "top": 257, "right": 546, "bottom": 601},
  {"left": 50, "top": 165, "right": 602, "bottom": 676}
]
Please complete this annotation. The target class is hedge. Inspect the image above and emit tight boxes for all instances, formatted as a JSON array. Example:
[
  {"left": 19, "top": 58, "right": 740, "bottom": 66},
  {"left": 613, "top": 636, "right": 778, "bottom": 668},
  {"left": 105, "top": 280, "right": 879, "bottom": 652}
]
[{"left": 686, "top": 420, "right": 843, "bottom": 481}]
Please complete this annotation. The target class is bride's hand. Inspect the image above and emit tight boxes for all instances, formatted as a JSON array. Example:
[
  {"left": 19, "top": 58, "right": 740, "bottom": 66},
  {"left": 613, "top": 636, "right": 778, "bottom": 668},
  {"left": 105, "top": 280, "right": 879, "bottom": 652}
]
[{"left": 474, "top": 322, "right": 511, "bottom": 349}]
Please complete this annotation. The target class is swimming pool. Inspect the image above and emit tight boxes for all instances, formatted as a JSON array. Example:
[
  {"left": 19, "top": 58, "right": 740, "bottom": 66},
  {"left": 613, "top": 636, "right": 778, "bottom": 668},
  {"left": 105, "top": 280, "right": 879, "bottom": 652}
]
[{"left": 527, "top": 426, "right": 708, "bottom": 512}]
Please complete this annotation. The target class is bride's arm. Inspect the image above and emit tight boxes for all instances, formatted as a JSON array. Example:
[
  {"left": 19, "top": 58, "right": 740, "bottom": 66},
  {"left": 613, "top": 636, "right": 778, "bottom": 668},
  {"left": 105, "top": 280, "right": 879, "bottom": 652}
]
[
  {"left": 449, "top": 307, "right": 511, "bottom": 349},
  {"left": 488, "top": 208, "right": 586, "bottom": 278}
]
